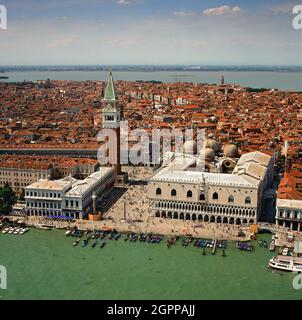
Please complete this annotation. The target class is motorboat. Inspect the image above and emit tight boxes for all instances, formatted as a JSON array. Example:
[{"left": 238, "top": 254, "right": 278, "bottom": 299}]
[
  {"left": 82, "top": 239, "right": 88, "bottom": 247},
  {"left": 269, "top": 241, "right": 275, "bottom": 252},
  {"left": 282, "top": 247, "right": 289, "bottom": 256},
  {"left": 73, "top": 239, "right": 80, "bottom": 247}
]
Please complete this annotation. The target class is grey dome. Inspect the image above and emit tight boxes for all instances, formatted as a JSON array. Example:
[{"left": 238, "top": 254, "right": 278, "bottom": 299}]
[
  {"left": 206, "top": 139, "right": 221, "bottom": 153},
  {"left": 200, "top": 147, "right": 215, "bottom": 162},
  {"left": 223, "top": 144, "right": 239, "bottom": 158}
]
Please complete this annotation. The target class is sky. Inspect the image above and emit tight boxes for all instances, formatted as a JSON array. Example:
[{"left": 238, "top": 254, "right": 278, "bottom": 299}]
[{"left": 0, "top": 0, "right": 301, "bottom": 65}]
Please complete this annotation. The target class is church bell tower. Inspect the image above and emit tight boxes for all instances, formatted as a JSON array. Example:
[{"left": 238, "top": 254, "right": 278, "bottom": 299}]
[{"left": 102, "top": 68, "right": 122, "bottom": 175}]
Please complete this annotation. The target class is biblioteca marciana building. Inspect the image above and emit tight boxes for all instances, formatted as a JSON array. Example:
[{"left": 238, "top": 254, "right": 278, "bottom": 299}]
[
  {"left": 148, "top": 141, "right": 274, "bottom": 225},
  {"left": 25, "top": 167, "right": 115, "bottom": 219}
]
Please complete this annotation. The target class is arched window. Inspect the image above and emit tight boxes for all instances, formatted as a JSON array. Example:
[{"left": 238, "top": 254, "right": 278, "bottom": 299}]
[
  {"left": 156, "top": 188, "right": 161, "bottom": 195},
  {"left": 199, "top": 194, "right": 205, "bottom": 201},
  {"left": 212, "top": 192, "right": 218, "bottom": 200},
  {"left": 171, "top": 189, "right": 177, "bottom": 197},
  {"left": 245, "top": 196, "right": 251, "bottom": 204},
  {"left": 228, "top": 195, "right": 234, "bottom": 203},
  {"left": 187, "top": 190, "right": 192, "bottom": 198}
]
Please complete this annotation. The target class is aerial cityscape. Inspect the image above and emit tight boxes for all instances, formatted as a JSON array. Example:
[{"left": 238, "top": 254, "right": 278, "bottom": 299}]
[{"left": 0, "top": 0, "right": 302, "bottom": 303}]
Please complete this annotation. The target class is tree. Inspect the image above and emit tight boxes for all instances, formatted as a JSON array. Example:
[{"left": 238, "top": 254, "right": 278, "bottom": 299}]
[{"left": 0, "top": 184, "right": 17, "bottom": 215}]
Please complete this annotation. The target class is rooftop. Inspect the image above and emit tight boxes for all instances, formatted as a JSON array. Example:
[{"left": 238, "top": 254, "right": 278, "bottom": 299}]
[
  {"left": 25, "top": 176, "right": 74, "bottom": 191},
  {"left": 150, "top": 151, "right": 270, "bottom": 187},
  {"left": 65, "top": 167, "right": 114, "bottom": 197}
]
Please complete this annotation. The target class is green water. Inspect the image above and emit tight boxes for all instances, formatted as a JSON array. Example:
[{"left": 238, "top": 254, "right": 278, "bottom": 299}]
[{"left": 0, "top": 230, "right": 301, "bottom": 300}]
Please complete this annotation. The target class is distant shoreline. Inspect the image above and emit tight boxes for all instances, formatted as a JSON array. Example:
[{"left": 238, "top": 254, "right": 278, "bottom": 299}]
[{"left": 1, "top": 66, "right": 302, "bottom": 73}]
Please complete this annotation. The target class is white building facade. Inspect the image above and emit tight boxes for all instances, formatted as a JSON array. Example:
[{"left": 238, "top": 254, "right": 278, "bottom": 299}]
[
  {"left": 276, "top": 199, "right": 302, "bottom": 231},
  {"left": 148, "top": 151, "right": 274, "bottom": 225},
  {"left": 25, "top": 168, "right": 115, "bottom": 219}
]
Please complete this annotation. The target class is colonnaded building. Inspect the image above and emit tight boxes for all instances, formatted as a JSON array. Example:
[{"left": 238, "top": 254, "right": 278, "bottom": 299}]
[
  {"left": 148, "top": 141, "right": 274, "bottom": 225},
  {"left": 24, "top": 167, "right": 115, "bottom": 219}
]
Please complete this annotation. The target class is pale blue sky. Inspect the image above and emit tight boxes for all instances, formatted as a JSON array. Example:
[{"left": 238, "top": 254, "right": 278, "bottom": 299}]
[{"left": 0, "top": 0, "right": 301, "bottom": 65}]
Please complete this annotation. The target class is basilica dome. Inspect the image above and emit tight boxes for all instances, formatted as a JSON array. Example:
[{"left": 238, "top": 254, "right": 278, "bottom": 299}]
[
  {"left": 223, "top": 144, "right": 239, "bottom": 158},
  {"left": 206, "top": 139, "right": 221, "bottom": 154}
]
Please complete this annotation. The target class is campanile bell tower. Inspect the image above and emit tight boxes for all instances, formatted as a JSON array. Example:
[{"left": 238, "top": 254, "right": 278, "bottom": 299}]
[{"left": 102, "top": 68, "right": 122, "bottom": 175}]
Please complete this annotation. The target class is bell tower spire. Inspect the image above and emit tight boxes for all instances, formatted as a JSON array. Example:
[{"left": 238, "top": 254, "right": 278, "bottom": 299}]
[{"left": 102, "top": 68, "right": 120, "bottom": 129}]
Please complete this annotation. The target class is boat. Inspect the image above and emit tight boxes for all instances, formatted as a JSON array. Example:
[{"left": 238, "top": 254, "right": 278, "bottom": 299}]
[
  {"left": 37, "top": 225, "right": 52, "bottom": 230},
  {"left": 2, "top": 228, "right": 9, "bottom": 234},
  {"left": 282, "top": 247, "right": 289, "bottom": 256},
  {"left": 100, "top": 242, "right": 106, "bottom": 249},
  {"left": 269, "top": 241, "right": 275, "bottom": 252},
  {"left": 269, "top": 255, "right": 302, "bottom": 272},
  {"left": 237, "top": 241, "right": 254, "bottom": 251},
  {"left": 65, "top": 230, "right": 71, "bottom": 236},
  {"left": 82, "top": 239, "right": 88, "bottom": 247},
  {"left": 73, "top": 239, "right": 80, "bottom": 247}
]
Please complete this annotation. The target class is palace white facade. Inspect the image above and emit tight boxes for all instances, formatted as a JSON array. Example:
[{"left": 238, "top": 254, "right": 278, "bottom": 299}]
[
  {"left": 276, "top": 199, "right": 302, "bottom": 231},
  {"left": 148, "top": 150, "right": 274, "bottom": 225},
  {"left": 25, "top": 167, "right": 115, "bottom": 219}
]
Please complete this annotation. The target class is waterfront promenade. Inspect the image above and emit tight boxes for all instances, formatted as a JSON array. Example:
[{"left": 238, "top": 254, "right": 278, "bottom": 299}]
[
  {"left": 8, "top": 167, "right": 294, "bottom": 243},
  {"left": 22, "top": 215, "right": 250, "bottom": 241}
]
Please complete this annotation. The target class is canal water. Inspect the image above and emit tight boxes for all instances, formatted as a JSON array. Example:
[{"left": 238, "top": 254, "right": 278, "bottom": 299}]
[{"left": 0, "top": 230, "right": 301, "bottom": 300}]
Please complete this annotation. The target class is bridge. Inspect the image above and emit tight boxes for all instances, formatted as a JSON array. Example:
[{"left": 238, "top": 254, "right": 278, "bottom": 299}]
[{"left": 257, "top": 222, "right": 289, "bottom": 234}]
